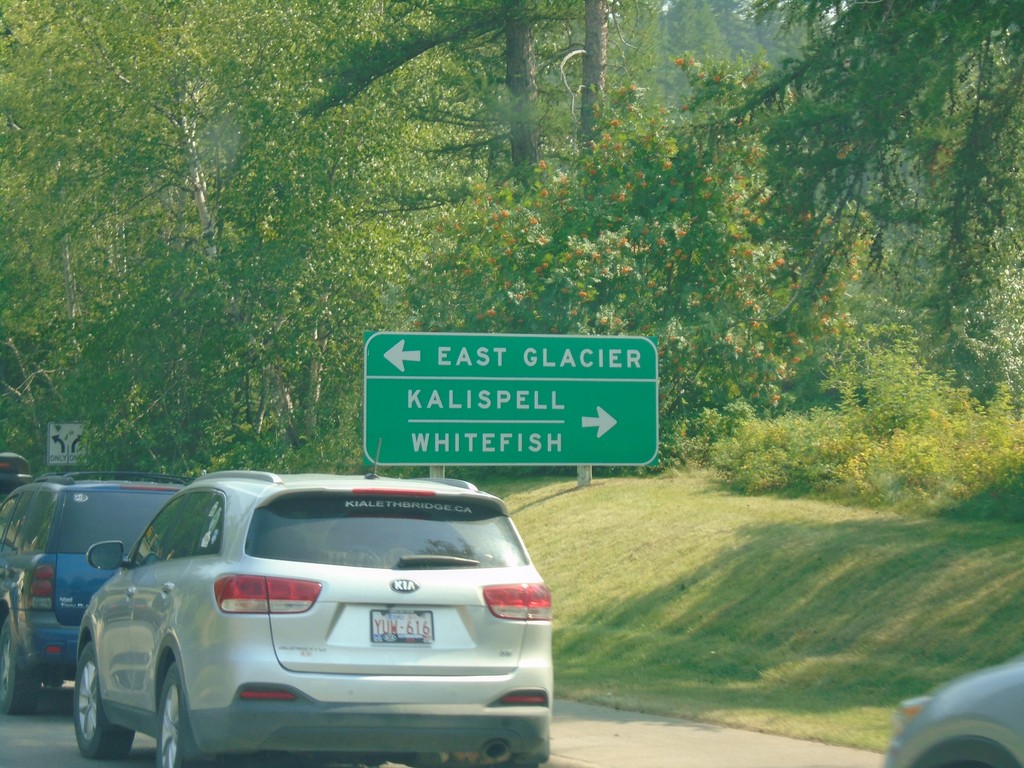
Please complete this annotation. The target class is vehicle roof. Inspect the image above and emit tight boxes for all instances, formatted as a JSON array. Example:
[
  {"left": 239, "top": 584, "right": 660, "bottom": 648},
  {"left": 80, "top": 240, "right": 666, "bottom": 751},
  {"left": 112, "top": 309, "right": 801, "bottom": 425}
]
[
  {"left": 22, "top": 472, "right": 189, "bottom": 490},
  {"left": 184, "top": 471, "right": 510, "bottom": 515}
]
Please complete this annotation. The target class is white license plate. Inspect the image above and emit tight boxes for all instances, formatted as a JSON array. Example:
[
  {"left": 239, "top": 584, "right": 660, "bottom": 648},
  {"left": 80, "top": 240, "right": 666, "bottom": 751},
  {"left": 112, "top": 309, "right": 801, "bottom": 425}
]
[{"left": 371, "top": 609, "right": 434, "bottom": 644}]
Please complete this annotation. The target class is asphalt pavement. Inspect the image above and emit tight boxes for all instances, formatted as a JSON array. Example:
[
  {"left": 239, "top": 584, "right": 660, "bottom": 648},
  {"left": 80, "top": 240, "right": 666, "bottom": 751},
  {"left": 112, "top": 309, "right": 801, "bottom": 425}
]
[
  {"left": 549, "top": 700, "right": 883, "bottom": 768},
  {"left": 20, "top": 685, "right": 883, "bottom": 767}
]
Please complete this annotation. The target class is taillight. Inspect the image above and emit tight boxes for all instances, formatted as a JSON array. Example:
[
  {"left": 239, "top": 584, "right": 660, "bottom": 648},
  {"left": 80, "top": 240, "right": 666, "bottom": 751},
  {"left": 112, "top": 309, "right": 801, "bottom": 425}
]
[
  {"left": 214, "top": 575, "right": 321, "bottom": 614},
  {"left": 238, "top": 686, "right": 298, "bottom": 701},
  {"left": 483, "top": 583, "right": 552, "bottom": 621},
  {"left": 29, "top": 565, "right": 55, "bottom": 610},
  {"left": 493, "top": 690, "right": 550, "bottom": 707}
]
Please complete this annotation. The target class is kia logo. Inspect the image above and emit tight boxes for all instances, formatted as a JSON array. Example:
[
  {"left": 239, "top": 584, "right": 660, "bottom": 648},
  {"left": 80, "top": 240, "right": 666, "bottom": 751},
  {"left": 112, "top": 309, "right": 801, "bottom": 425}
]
[{"left": 391, "top": 579, "right": 420, "bottom": 594}]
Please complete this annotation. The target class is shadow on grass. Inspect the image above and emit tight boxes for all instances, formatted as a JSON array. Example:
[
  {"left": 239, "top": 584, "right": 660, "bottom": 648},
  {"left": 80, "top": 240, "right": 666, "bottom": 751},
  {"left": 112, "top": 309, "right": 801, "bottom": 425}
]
[
  {"left": 940, "top": 477, "right": 1024, "bottom": 523},
  {"left": 551, "top": 504, "right": 1024, "bottom": 722},
  {"left": 458, "top": 470, "right": 586, "bottom": 513}
]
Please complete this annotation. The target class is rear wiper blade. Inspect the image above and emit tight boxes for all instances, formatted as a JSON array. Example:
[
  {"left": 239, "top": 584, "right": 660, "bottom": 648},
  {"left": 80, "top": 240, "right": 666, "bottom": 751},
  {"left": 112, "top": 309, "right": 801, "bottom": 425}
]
[{"left": 396, "top": 555, "right": 481, "bottom": 569}]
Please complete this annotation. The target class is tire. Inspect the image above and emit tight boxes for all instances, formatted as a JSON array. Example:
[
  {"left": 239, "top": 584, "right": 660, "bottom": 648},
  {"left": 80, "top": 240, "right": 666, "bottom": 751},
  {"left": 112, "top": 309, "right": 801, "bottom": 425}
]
[
  {"left": 0, "top": 616, "right": 40, "bottom": 715},
  {"left": 157, "top": 662, "right": 201, "bottom": 768},
  {"left": 74, "top": 642, "right": 135, "bottom": 759}
]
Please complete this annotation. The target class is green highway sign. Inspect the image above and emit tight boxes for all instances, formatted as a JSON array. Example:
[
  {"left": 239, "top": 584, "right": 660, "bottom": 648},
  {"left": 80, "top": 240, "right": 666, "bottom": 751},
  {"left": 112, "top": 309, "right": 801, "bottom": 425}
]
[{"left": 363, "top": 332, "right": 659, "bottom": 466}]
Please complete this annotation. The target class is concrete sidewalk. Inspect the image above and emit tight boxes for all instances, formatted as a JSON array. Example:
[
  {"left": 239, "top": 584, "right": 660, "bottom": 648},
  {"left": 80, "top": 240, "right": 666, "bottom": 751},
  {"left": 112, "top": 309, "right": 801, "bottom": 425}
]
[{"left": 548, "top": 700, "right": 883, "bottom": 768}]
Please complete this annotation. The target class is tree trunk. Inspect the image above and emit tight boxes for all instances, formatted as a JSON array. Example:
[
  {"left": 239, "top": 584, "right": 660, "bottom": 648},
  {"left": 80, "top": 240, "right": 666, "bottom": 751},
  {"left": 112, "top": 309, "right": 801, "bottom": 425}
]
[
  {"left": 182, "top": 110, "right": 218, "bottom": 264},
  {"left": 505, "top": 0, "right": 540, "bottom": 180},
  {"left": 61, "top": 234, "right": 77, "bottom": 320},
  {"left": 581, "top": 0, "right": 608, "bottom": 146}
]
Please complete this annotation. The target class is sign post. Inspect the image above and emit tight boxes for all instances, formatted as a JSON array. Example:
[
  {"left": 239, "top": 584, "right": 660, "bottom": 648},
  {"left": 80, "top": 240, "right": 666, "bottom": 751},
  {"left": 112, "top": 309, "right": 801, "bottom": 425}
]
[{"left": 364, "top": 332, "right": 658, "bottom": 466}]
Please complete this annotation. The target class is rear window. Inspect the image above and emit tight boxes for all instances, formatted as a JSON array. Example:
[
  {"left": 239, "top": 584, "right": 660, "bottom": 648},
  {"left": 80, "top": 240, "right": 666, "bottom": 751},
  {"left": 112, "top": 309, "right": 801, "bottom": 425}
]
[
  {"left": 56, "top": 487, "right": 176, "bottom": 553},
  {"left": 9, "top": 490, "right": 58, "bottom": 553},
  {"left": 246, "top": 492, "right": 529, "bottom": 569}
]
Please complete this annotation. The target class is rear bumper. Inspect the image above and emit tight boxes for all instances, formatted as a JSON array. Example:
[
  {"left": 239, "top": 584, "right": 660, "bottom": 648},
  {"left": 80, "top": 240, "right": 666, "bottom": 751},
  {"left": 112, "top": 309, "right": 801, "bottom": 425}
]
[
  {"left": 12, "top": 612, "right": 78, "bottom": 681},
  {"left": 189, "top": 700, "right": 550, "bottom": 763}
]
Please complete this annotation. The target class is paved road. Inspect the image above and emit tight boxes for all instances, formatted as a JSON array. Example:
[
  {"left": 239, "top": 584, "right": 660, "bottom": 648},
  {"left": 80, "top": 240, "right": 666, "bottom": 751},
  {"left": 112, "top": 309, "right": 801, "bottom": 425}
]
[
  {"left": 549, "top": 700, "right": 882, "bottom": 768},
  {"left": 1, "top": 688, "right": 882, "bottom": 768}
]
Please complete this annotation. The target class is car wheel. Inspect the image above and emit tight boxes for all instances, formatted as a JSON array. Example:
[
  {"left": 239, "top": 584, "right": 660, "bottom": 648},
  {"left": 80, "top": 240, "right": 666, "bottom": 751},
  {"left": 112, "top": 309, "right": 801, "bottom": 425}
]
[
  {"left": 0, "top": 616, "right": 40, "bottom": 715},
  {"left": 74, "top": 642, "right": 135, "bottom": 758},
  {"left": 157, "top": 662, "right": 201, "bottom": 768}
]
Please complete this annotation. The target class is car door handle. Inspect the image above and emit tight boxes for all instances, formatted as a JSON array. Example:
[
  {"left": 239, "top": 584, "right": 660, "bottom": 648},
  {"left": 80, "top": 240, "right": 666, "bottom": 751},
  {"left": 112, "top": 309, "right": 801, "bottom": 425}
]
[
  {"left": 126, "top": 586, "right": 137, "bottom": 597},
  {"left": 161, "top": 582, "right": 175, "bottom": 594}
]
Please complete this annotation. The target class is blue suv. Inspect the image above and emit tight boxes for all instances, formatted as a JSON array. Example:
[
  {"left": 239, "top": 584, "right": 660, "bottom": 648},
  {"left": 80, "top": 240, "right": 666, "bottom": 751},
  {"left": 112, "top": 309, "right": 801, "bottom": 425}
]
[{"left": 0, "top": 472, "right": 186, "bottom": 714}]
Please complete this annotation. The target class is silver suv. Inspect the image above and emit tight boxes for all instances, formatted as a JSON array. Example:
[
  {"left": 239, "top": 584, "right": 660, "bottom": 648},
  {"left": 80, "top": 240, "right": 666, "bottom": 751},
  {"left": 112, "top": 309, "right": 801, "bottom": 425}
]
[
  {"left": 74, "top": 472, "right": 552, "bottom": 768},
  {"left": 885, "top": 656, "right": 1024, "bottom": 768}
]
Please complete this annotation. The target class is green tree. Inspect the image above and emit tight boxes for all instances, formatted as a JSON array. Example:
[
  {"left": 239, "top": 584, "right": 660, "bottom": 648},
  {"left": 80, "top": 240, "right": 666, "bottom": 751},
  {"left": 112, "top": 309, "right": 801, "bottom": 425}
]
[
  {"left": 309, "top": 1, "right": 664, "bottom": 181},
  {"left": 309, "top": 0, "right": 553, "bottom": 183},
  {"left": 750, "top": 0, "right": 1024, "bottom": 400},
  {"left": 0, "top": 0, "right": 424, "bottom": 470},
  {"left": 662, "top": 0, "right": 731, "bottom": 61},
  {"left": 411, "top": 60, "right": 857, "bottom": 456},
  {"left": 2, "top": 0, "right": 654, "bottom": 470}
]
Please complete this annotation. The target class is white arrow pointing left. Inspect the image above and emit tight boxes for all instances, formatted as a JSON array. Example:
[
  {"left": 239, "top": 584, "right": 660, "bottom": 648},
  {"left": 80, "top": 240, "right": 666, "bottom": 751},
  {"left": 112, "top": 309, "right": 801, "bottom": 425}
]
[
  {"left": 582, "top": 407, "right": 617, "bottom": 438},
  {"left": 384, "top": 339, "right": 421, "bottom": 372}
]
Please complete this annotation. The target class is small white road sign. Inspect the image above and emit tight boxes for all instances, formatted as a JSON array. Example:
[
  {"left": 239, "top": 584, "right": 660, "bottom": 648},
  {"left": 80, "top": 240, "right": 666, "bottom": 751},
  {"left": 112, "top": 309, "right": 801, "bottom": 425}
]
[{"left": 47, "top": 422, "right": 84, "bottom": 465}]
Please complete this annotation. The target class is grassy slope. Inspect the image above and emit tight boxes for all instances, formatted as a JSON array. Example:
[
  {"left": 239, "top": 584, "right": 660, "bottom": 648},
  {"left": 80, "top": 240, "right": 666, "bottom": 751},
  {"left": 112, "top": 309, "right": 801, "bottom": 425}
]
[{"left": 482, "top": 470, "right": 1024, "bottom": 752}]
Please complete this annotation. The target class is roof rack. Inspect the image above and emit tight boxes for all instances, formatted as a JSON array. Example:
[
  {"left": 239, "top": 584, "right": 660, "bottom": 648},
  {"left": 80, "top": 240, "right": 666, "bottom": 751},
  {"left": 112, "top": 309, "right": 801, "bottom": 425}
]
[
  {"left": 33, "top": 471, "right": 190, "bottom": 485},
  {"left": 196, "top": 470, "right": 283, "bottom": 484}
]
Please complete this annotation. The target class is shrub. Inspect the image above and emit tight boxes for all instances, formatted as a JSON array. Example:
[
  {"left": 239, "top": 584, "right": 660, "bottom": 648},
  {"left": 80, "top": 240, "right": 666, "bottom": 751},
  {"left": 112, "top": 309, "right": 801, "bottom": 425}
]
[
  {"left": 708, "top": 353, "right": 1024, "bottom": 513},
  {"left": 839, "top": 392, "right": 1024, "bottom": 512},
  {"left": 710, "top": 408, "right": 869, "bottom": 495},
  {"left": 674, "top": 401, "right": 757, "bottom": 465}
]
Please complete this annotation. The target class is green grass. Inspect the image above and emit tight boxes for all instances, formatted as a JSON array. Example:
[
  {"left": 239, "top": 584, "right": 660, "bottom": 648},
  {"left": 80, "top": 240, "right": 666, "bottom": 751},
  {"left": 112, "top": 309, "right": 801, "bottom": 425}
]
[{"left": 478, "top": 469, "right": 1024, "bottom": 752}]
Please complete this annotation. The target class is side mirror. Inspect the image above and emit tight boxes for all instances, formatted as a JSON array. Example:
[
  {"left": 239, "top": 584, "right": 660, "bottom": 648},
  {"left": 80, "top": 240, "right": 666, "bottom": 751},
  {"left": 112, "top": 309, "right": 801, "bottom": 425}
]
[{"left": 87, "top": 540, "right": 127, "bottom": 570}]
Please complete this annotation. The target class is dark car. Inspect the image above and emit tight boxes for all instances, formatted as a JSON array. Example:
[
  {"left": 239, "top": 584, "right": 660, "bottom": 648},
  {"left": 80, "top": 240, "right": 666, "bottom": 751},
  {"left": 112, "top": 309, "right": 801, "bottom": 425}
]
[
  {"left": 0, "top": 453, "right": 31, "bottom": 496},
  {"left": 0, "top": 472, "right": 186, "bottom": 714}
]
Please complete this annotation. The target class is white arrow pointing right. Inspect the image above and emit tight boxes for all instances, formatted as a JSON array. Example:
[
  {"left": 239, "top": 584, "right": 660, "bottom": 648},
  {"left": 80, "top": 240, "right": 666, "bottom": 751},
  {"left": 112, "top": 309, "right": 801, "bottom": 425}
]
[
  {"left": 582, "top": 407, "right": 617, "bottom": 438},
  {"left": 383, "top": 339, "right": 421, "bottom": 372}
]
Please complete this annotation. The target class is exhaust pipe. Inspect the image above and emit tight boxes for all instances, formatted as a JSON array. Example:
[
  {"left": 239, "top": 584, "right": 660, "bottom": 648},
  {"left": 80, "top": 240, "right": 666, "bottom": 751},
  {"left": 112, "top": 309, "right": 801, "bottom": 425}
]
[{"left": 479, "top": 739, "right": 511, "bottom": 765}]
